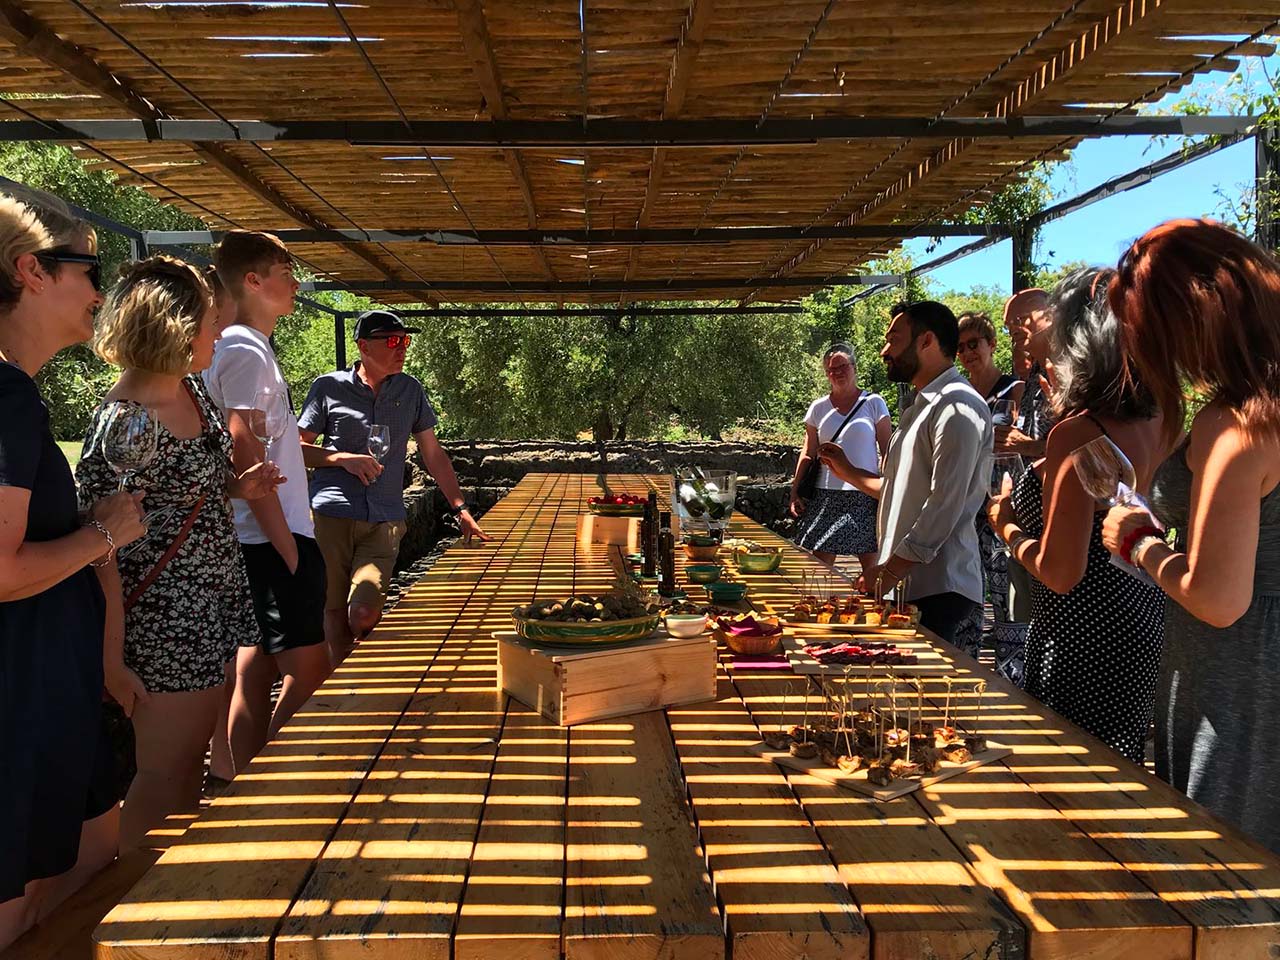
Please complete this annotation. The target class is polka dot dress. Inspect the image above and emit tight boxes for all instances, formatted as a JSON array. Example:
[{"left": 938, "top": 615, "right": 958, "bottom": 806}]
[{"left": 1011, "top": 468, "right": 1165, "bottom": 763}]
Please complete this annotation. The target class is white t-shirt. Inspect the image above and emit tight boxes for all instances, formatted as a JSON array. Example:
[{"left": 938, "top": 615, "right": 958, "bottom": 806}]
[
  {"left": 804, "top": 392, "right": 890, "bottom": 491},
  {"left": 202, "top": 323, "right": 314, "bottom": 544}
]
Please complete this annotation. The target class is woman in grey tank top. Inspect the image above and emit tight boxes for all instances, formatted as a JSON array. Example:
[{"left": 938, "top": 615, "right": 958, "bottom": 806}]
[{"left": 1100, "top": 220, "right": 1280, "bottom": 854}]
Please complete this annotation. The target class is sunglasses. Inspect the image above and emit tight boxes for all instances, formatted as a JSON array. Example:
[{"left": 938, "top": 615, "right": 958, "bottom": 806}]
[
  {"left": 369, "top": 334, "right": 411, "bottom": 350},
  {"left": 36, "top": 250, "right": 101, "bottom": 292},
  {"left": 958, "top": 337, "right": 988, "bottom": 352}
]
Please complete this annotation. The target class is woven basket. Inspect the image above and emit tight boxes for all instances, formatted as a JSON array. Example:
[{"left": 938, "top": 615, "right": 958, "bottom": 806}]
[{"left": 714, "top": 625, "right": 783, "bottom": 656}]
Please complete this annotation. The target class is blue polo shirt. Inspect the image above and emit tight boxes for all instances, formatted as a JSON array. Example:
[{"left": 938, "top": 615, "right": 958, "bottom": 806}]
[{"left": 298, "top": 363, "right": 438, "bottom": 522}]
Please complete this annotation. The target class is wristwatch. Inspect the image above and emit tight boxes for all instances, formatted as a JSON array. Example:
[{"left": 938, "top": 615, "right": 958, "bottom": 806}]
[{"left": 448, "top": 502, "right": 469, "bottom": 517}]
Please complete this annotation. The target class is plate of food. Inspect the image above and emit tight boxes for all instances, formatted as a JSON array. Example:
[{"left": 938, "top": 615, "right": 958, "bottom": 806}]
[
  {"left": 587, "top": 494, "right": 647, "bottom": 517},
  {"left": 782, "top": 594, "right": 919, "bottom": 632},
  {"left": 712, "top": 612, "right": 784, "bottom": 655},
  {"left": 511, "top": 592, "right": 660, "bottom": 646}
]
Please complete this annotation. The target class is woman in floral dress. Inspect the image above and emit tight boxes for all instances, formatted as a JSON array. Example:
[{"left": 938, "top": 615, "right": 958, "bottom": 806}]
[{"left": 77, "top": 256, "right": 281, "bottom": 849}]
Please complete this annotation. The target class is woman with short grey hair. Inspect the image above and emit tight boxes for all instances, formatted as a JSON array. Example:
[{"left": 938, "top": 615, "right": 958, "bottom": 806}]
[
  {"left": 985, "top": 267, "right": 1170, "bottom": 762},
  {"left": 790, "top": 342, "right": 891, "bottom": 572}
]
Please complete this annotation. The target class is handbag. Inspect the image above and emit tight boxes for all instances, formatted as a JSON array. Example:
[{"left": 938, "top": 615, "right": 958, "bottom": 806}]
[
  {"left": 797, "top": 393, "right": 870, "bottom": 500},
  {"left": 123, "top": 379, "right": 209, "bottom": 612}
]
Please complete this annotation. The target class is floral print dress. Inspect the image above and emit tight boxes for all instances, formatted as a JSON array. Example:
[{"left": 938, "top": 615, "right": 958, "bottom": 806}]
[{"left": 77, "top": 376, "right": 260, "bottom": 692}]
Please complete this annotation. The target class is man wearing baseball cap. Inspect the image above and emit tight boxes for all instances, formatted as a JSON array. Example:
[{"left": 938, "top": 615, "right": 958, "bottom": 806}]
[{"left": 299, "top": 309, "right": 490, "bottom": 663}]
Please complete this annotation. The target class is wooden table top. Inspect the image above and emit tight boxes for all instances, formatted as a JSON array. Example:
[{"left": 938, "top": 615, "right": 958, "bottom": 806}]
[{"left": 94, "top": 473, "right": 1280, "bottom": 960}]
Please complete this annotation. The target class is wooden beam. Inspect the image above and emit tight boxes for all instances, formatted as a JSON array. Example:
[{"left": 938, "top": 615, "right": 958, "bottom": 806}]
[
  {"left": 453, "top": 0, "right": 556, "bottom": 283},
  {"left": 625, "top": 0, "right": 715, "bottom": 299},
  {"left": 751, "top": 0, "right": 1168, "bottom": 297},
  {"left": 0, "top": 0, "right": 405, "bottom": 284}
]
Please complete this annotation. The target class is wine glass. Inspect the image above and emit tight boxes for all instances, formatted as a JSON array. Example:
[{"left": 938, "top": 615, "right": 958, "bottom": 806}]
[
  {"left": 367, "top": 424, "right": 390, "bottom": 463},
  {"left": 1072, "top": 434, "right": 1137, "bottom": 506},
  {"left": 102, "top": 403, "right": 157, "bottom": 492},
  {"left": 990, "top": 398, "right": 1017, "bottom": 429},
  {"left": 249, "top": 386, "right": 290, "bottom": 466},
  {"left": 1071, "top": 434, "right": 1160, "bottom": 585}
]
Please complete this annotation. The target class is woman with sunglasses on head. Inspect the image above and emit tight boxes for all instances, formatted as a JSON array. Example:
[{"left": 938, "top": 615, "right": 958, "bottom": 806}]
[
  {"left": 956, "top": 311, "right": 1028, "bottom": 678},
  {"left": 789, "top": 343, "right": 891, "bottom": 574},
  {"left": 987, "top": 267, "right": 1169, "bottom": 764},
  {"left": 75, "top": 256, "right": 282, "bottom": 851},
  {"left": 1101, "top": 220, "right": 1280, "bottom": 853},
  {"left": 0, "top": 190, "right": 148, "bottom": 949}
]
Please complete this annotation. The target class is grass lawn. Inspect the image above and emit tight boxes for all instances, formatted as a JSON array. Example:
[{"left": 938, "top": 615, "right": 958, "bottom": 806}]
[{"left": 57, "top": 440, "right": 82, "bottom": 472}]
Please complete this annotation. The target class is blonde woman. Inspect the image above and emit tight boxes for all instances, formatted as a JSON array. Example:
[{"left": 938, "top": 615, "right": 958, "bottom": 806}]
[
  {"left": 0, "top": 190, "right": 146, "bottom": 949},
  {"left": 76, "top": 256, "right": 280, "bottom": 850}
]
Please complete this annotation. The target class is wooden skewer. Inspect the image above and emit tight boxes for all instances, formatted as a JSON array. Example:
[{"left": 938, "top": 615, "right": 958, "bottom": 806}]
[
  {"left": 779, "top": 681, "right": 791, "bottom": 736},
  {"left": 944, "top": 675, "right": 953, "bottom": 730},
  {"left": 800, "top": 682, "right": 810, "bottom": 743},
  {"left": 974, "top": 679, "right": 987, "bottom": 736}
]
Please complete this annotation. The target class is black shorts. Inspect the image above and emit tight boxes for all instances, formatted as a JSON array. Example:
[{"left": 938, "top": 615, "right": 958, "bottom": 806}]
[{"left": 241, "top": 534, "right": 327, "bottom": 655}]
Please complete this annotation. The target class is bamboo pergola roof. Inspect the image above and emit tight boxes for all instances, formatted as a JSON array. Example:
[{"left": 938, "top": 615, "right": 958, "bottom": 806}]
[{"left": 1, "top": 0, "right": 1276, "bottom": 304}]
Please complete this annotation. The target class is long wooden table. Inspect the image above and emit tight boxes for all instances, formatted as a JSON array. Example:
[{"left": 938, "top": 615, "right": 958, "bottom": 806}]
[{"left": 94, "top": 473, "right": 1280, "bottom": 960}]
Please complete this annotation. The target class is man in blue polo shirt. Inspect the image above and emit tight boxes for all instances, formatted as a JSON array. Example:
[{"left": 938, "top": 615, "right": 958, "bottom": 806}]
[{"left": 299, "top": 309, "right": 490, "bottom": 662}]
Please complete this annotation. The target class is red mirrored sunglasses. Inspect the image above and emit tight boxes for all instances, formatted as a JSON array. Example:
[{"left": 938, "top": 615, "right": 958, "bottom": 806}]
[{"left": 370, "top": 334, "right": 412, "bottom": 350}]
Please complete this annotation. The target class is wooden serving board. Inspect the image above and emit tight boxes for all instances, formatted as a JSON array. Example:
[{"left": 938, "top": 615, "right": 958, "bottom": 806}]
[
  {"left": 751, "top": 740, "right": 1012, "bottom": 801},
  {"left": 780, "top": 632, "right": 955, "bottom": 677},
  {"left": 781, "top": 617, "right": 920, "bottom": 637}
]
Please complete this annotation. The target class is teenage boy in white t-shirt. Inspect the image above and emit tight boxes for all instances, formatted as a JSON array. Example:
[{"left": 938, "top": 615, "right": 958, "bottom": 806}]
[{"left": 203, "top": 230, "right": 330, "bottom": 774}]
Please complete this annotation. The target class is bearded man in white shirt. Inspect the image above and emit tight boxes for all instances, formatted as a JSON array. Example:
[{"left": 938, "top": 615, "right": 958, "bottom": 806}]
[{"left": 818, "top": 300, "right": 993, "bottom": 650}]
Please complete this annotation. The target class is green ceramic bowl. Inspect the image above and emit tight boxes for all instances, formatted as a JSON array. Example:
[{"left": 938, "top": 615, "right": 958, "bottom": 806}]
[
  {"left": 511, "top": 611, "right": 660, "bottom": 646},
  {"left": 734, "top": 549, "right": 783, "bottom": 574},
  {"left": 706, "top": 581, "right": 749, "bottom": 603},
  {"left": 588, "top": 501, "right": 645, "bottom": 517},
  {"left": 685, "top": 564, "right": 723, "bottom": 584}
]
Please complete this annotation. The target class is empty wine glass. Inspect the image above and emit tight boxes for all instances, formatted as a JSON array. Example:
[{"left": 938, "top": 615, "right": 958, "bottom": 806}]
[
  {"left": 990, "top": 398, "right": 1017, "bottom": 429},
  {"left": 367, "top": 424, "right": 390, "bottom": 463},
  {"left": 249, "top": 386, "right": 290, "bottom": 466},
  {"left": 102, "top": 403, "right": 157, "bottom": 492},
  {"left": 1071, "top": 433, "right": 1160, "bottom": 585},
  {"left": 1072, "top": 433, "right": 1138, "bottom": 505}
]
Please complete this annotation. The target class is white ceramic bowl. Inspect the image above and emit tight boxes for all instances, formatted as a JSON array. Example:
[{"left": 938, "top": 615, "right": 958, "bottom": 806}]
[{"left": 664, "top": 613, "right": 709, "bottom": 638}]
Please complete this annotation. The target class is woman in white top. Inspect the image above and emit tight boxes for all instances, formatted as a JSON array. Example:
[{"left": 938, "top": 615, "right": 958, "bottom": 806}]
[{"left": 789, "top": 343, "right": 892, "bottom": 571}]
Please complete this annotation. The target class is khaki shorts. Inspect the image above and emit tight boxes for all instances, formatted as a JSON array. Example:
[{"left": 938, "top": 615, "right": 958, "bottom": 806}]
[{"left": 313, "top": 514, "right": 405, "bottom": 611}]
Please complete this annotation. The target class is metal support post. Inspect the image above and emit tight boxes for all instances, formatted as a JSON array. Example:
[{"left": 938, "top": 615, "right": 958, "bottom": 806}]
[
  {"left": 334, "top": 312, "right": 348, "bottom": 370},
  {"left": 1257, "top": 127, "right": 1280, "bottom": 251}
]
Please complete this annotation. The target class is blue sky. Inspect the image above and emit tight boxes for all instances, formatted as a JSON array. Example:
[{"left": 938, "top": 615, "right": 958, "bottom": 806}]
[{"left": 901, "top": 60, "right": 1268, "bottom": 295}]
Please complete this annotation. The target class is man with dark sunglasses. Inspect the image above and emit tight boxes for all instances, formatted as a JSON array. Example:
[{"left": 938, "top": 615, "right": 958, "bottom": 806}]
[{"left": 299, "top": 309, "right": 490, "bottom": 664}]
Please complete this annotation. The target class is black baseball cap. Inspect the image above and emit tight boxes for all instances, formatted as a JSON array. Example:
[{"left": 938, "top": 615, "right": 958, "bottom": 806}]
[{"left": 352, "top": 309, "right": 420, "bottom": 340}]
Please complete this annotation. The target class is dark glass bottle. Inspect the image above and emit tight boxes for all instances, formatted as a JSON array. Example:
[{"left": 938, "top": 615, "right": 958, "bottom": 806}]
[
  {"left": 642, "top": 492, "right": 658, "bottom": 578},
  {"left": 658, "top": 511, "right": 676, "bottom": 597}
]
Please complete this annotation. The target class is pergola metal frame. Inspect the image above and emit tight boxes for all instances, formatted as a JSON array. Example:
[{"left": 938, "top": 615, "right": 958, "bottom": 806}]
[
  {"left": 9, "top": 121, "right": 1274, "bottom": 370},
  {"left": 0, "top": 115, "right": 1256, "bottom": 147}
]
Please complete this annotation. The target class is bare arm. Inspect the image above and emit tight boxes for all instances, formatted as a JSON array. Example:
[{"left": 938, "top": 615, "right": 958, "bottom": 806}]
[
  {"left": 298, "top": 428, "right": 381, "bottom": 484},
  {"left": 1130, "top": 409, "right": 1271, "bottom": 628},
  {"left": 94, "top": 557, "right": 149, "bottom": 714},
  {"left": 417, "top": 428, "right": 491, "bottom": 541},
  {"left": 992, "top": 418, "right": 1095, "bottom": 594},
  {"left": 226, "top": 409, "right": 298, "bottom": 572},
  {"left": 0, "top": 486, "right": 144, "bottom": 603},
  {"left": 875, "top": 415, "right": 892, "bottom": 465}
]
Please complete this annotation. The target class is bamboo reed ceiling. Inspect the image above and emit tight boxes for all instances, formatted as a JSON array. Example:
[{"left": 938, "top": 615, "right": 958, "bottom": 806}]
[{"left": 1, "top": 0, "right": 1276, "bottom": 303}]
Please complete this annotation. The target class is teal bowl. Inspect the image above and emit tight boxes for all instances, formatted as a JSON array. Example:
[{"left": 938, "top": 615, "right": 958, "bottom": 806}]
[
  {"left": 685, "top": 564, "right": 723, "bottom": 585},
  {"left": 706, "top": 581, "right": 748, "bottom": 603}
]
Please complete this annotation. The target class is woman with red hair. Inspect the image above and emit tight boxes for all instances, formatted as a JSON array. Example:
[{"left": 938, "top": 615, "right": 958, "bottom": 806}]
[{"left": 1103, "top": 218, "right": 1280, "bottom": 853}]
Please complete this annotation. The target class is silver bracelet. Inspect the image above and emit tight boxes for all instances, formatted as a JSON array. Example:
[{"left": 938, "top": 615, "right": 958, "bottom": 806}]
[
  {"left": 84, "top": 519, "right": 114, "bottom": 567},
  {"left": 1007, "top": 531, "right": 1031, "bottom": 555},
  {"left": 1131, "top": 534, "right": 1164, "bottom": 568}
]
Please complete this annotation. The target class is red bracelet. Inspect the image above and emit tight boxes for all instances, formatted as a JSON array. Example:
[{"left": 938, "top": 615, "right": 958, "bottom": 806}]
[{"left": 1120, "top": 525, "right": 1162, "bottom": 566}]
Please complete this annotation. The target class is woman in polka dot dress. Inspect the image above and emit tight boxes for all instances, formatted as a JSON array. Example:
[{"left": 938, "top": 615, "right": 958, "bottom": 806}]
[{"left": 986, "top": 267, "right": 1169, "bottom": 763}]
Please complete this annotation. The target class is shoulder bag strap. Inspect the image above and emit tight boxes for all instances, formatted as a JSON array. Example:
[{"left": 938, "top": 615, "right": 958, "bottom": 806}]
[
  {"left": 123, "top": 380, "right": 209, "bottom": 612},
  {"left": 827, "top": 393, "right": 871, "bottom": 445}
]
